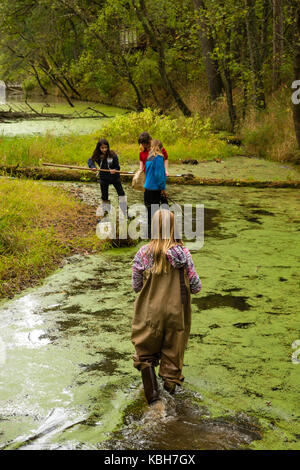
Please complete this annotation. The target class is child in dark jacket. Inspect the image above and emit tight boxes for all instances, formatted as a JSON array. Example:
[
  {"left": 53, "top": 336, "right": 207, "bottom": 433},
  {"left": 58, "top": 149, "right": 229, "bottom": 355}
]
[
  {"left": 88, "top": 138, "right": 126, "bottom": 215},
  {"left": 131, "top": 209, "right": 201, "bottom": 404},
  {"left": 144, "top": 139, "right": 167, "bottom": 238}
]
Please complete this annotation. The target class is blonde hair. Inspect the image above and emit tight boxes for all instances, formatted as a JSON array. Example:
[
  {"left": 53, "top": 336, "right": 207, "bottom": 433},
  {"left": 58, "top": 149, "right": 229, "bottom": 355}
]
[
  {"left": 147, "top": 209, "right": 183, "bottom": 275},
  {"left": 148, "top": 139, "right": 163, "bottom": 159}
]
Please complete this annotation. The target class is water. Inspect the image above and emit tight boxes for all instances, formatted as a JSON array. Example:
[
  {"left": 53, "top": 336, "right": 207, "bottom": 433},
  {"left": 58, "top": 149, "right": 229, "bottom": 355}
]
[
  {"left": 0, "top": 94, "right": 126, "bottom": 137},
  {"left": 0, "top": 183, "right": 299, "bottom": 450}
]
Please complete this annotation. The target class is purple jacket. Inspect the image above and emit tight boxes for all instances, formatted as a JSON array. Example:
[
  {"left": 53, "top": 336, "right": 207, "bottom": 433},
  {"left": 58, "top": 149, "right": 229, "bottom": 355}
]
[{"left": 132, "top": 244, "right": 202, "bottom": 294}]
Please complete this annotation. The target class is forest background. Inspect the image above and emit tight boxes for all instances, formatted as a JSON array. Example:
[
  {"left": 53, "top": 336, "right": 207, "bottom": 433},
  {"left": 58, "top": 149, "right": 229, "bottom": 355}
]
[{"left": 1, "top": 0, "right": 300, "bottom": 163}]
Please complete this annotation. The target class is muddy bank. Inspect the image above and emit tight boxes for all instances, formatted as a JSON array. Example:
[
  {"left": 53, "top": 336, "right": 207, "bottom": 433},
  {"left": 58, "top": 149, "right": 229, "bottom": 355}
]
[
  {"left": 1, "top": 164, "right": 300, "bottom": 188},
  {"left": 0, "top": 178, "right": 103, "bottom": 300}
]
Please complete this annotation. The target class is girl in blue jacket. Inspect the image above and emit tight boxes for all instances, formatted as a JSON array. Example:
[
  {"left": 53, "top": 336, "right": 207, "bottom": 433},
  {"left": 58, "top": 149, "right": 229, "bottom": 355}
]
[{"left": 144, "top": 139, "right": 167, "bottom": 238}]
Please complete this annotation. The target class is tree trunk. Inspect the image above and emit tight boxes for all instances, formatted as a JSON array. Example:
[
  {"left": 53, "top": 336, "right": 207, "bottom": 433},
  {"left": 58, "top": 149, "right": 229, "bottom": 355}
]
[
  {"left": 193, "top": 0, "right": 223, "bottom": 103},
  {"left": 292, "top": 5, "right": 300, "bottom": 149},
  {"left": 47, "top": 52, "right": 81, "bottom": 99},
  {"left": 31, "top": 65, "right": 48, "bottom": 96},
  {"left": 272, "top": 0, "right": 284, "bottom": 90},
  {"left": 242, "top": 81, "right": 248, "bottom": 121},
  {"left": 133, "top": 0, "right": 192, "bottom": 116},
  {"left": 150, "top": 84, "right": 160, "bottom": 108},
  {"left": 222, "top": 66, "right": 237, "bottom": 133},
  {"left": 244, "top": 0, "right": 266, "bottom": 109},
  {"left": 157, "top": 43, "right": 192, "bottom": 116},
  {"left": 39, "top": 65, "right": 74, "bottom": 107},
  {"left": 128, "top": 72, "right": 144, "bottom": 111},
  {"left": 261, "top": 0, "right": 272, "bottom": 63}
]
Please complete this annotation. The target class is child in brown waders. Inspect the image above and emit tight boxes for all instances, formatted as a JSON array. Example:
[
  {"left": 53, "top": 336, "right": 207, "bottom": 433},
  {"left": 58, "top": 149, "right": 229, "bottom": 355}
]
[{"left": 131, "top": 209, "right": 202, "bottom": 405}]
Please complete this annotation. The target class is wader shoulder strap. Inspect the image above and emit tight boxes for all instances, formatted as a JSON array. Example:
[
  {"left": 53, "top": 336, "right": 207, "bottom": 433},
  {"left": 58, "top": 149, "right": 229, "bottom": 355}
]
[{"left": 179, "top": 267, "right": 188, "bottom": 305}]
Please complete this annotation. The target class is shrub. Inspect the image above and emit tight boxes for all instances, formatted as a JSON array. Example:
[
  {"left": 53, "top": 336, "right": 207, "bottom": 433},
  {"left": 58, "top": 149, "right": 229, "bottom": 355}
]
[{"left": 100, "top": 108, "right": 211, "bottom": 144}]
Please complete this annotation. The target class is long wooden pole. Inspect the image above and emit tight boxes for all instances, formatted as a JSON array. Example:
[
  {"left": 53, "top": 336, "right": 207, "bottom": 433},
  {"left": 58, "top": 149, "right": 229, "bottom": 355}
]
[
  {"left": 42, "top": 162, "right": 134, "bottom": 175},
  {"left": 42, "top": 162, "right": 194, "bottom": 178}
]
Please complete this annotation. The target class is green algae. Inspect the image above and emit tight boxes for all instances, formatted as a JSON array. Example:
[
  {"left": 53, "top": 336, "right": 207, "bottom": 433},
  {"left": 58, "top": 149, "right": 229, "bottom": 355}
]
[
  {"left": 178, "top": 185, "right": 300, "bottom": 450},
  {"left": 0, "top": 98, "right": 126, "bottom": 137},
  {"left": 175, "top": 156, "right": 300, "bottom": 182},
  {"left": 0, "top": 183, "right": 299, "bottom": 449},
  {"left": 123, "top": 156, "right": 300, "bottom": 184},
  {"left": 0, "top": 254, "right": 137, "bottom": 450}
]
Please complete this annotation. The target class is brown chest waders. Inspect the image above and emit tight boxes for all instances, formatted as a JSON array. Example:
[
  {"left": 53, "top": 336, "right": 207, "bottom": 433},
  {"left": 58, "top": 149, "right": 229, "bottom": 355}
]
[{"left": 132, "top": 265, "right": 191, "bottom": 403}]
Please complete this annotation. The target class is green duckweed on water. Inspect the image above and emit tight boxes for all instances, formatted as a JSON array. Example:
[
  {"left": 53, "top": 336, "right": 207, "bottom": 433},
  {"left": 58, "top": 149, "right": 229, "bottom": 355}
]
[
  {"left": 125, "top": 156, "right": 300, "bottom": 183},
  {"left": 0, "top": 183, "right": 299, "bottom": 450},
  {"left": 0, "top": 99, "right": 126, "bottom": 137},
  {"left": 179, "top": 186, "right": 300, "bottom": 450}
]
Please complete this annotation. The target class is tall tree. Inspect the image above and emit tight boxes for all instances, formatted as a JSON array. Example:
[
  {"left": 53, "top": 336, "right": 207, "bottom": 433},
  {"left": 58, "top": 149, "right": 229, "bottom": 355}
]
[
  {"left": 193, "top": 0, "right": 223, "bottom": 103},
  {"left": 244, "top": 0, "right": 266, "bottom": 109},
  {"left": 201, "top": 0, "right": 244, "bottom": 130},
  {"left": 132, "top": 0, "right": 192, "bottom": 116},
  {"left": 292, "top": 1, "right": 300, "bottom": 149},
  {"left": 273, "top": 0, "right": 284, "bottom": 89}
]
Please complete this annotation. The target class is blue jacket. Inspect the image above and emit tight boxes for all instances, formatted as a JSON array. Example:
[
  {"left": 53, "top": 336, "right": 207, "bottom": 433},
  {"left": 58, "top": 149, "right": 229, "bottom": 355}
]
[{"left": 144, "top": 154, "right": 166, "bottom": 190}]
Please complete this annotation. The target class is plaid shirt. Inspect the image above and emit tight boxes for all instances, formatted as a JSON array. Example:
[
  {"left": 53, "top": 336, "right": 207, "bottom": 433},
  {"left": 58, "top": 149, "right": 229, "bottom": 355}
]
[{"left": 132, "top": 244, "right": 201, "bottom": 294}]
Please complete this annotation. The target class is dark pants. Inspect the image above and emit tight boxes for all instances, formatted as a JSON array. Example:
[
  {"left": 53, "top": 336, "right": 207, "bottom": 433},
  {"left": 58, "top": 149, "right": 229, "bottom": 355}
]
[
  {"left": 100, "top": 180, "right": 125, "bottom": 200},
  {"left": 100, "top": 180, "right": 126, "bottom": 215},
  {"left": 144, "top": 189, "right": 169, "bottom": 239}
]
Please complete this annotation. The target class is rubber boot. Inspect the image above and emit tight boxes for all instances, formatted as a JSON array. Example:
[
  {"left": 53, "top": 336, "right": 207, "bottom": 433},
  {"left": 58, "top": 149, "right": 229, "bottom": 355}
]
[
  {"left": 163, "top": 380, "right": 176, "bottom": 395},
  {"left": 96, "top": 200, "right": 111, "bottom": 219},
  {"left": 118, "top": 195, "right": 127, "bottom": 218},
  {"left": 141, "top": 366, "right": 160, "bottom": 405}
]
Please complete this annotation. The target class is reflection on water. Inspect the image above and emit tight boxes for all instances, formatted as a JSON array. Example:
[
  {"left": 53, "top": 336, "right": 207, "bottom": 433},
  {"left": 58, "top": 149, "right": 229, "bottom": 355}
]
[{"left": 3, "top": 294, "right": 51, "bottom": 349}]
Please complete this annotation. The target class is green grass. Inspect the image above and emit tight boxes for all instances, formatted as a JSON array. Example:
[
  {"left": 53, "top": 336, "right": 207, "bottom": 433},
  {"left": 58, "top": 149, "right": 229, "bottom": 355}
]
[
  {"left": 118, "top": 137, "right": 238, "bottom": 163},
  {"left": 0, "top": 177, "right": 104, "bottom": 298},
  {"left": 240, "top": 88, "right": 300, "bottom": 164},
  {"left": 0, "top": 109, "right": 241, "bottom": 168}
]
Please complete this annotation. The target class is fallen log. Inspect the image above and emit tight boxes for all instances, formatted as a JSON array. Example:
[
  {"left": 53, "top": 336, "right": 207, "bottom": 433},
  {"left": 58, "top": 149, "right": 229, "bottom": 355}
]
[
  {"left": 0, "top": 103, "right": 115, "bottom": 122},
  {"left": 0, "top": 111, "right": 112, "bottom": 121},
  {"left": 1, "top": 165, "right": 300, "bottom": 187}
]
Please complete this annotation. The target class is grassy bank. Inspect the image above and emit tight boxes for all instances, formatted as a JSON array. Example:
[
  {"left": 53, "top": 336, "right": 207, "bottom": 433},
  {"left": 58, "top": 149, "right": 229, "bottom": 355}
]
[
  {"left": 184, "top": 85, "right": 300, "bottom": 165},
  {"left": 0, "top": 177, "right": 104, "bottom": 299},
  {"left": 0, "top": 109, "right": 241, "bottom": 169},
  {"left": 240, "top": 88, "right": 300, "bottom": 164}
]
